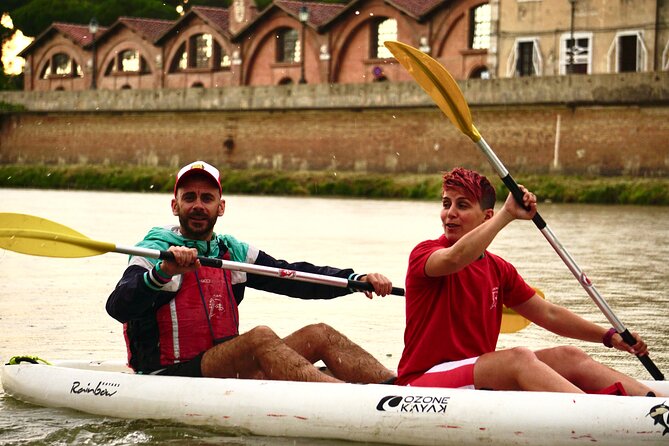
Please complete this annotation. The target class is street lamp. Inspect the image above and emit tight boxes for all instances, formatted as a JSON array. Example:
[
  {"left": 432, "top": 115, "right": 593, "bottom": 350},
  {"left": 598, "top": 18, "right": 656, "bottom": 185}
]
[
  {"left": 298, "top": 5, "right": 309, "bottom": 84},
  {"left": 88, "top": 17, "right": 99, "bottom": 89},
  {"left": 567, "top": 0, "right": 576, "bottom": 74}
]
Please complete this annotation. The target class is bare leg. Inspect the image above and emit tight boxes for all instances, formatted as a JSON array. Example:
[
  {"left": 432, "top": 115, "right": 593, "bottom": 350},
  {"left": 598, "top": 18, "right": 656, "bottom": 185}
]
[
  {"left": 535, "top": 346, "right": 662, "bottom": 396},
  {"left": 201, "top": 325, "right": 340, "bottom": 383},
  {"left": 282, "top": 323, "right": 396, "bottom": 384},
  {"left": 474, "top": 347, "right": 584, "bottom": 392}
]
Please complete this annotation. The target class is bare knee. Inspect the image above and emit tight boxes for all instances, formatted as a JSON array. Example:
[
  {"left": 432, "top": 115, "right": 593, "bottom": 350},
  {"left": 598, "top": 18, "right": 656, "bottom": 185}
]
[
  {"left": 300, "top": 323, "right": 336, "bottom": 337},
  {"left": 506, "top": 347, "right": 539, "bottom": 363},
  {"left": 538, "top": 345, "right": 592, "bottom": 366},
  {"left": 246, "top": 325, "right": 281, "bottom": 349}
]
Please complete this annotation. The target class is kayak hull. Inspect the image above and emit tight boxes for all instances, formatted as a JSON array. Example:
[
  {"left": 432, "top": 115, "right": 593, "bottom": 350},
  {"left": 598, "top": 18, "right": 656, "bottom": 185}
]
[{"left": 2, "top": 360, "right": 669, "bottom": 445}]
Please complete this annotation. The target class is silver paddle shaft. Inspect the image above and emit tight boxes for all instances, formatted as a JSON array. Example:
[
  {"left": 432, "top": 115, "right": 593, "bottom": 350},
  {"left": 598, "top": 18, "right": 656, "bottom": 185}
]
[{"left": 475, "top": 137, "right": 625, "bottom": 330}]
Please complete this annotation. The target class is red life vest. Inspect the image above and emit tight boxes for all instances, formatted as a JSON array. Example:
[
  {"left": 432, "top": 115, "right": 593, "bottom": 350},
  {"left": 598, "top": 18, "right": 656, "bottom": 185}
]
[{"left": 155, "top": 265, "right": 239, "bottom": 365}]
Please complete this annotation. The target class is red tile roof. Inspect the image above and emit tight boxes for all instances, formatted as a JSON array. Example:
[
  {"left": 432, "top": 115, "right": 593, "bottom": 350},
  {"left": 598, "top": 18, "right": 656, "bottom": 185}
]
[
  {"left": 52, "top": 22, "right": 108, "bottom": 46},
  {"left": 388, "top": 0, "right": 445, "bottom": 18},
  {"left": 276, "top": 1, "right": 346, "bottom": 28},
  {"left": 191, "top": 6, "right": 230, "bottom": 35},
  {"left": 117, "top": 17, "right": 175, "bottom": 42}
]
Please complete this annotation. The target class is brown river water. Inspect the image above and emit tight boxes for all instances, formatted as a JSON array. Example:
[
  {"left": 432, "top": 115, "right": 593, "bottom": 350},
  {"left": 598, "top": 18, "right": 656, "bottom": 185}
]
[{"left": 0, "top": 189, "right": 667, "bottom": 445}]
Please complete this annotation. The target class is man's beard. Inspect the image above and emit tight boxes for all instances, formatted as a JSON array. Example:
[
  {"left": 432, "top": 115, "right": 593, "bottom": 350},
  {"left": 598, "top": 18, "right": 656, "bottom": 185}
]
[{"left": 178, "top": 212, "right": 217, "bottom": 240}]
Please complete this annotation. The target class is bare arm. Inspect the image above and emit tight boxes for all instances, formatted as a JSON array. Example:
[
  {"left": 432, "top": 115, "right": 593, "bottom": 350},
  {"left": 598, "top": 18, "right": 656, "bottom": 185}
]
[
  {"left": 425, "top": 187, "right": 537, "bottom": 277},
  {"left": 512, "top": 294, "right": 648, "bottom": 356}
]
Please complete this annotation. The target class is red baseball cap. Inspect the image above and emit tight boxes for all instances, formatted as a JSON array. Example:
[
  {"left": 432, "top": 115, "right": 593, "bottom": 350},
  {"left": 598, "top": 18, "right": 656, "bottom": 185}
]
[{"left": 174, "top": 161, "right": 222, "bottom": 196}]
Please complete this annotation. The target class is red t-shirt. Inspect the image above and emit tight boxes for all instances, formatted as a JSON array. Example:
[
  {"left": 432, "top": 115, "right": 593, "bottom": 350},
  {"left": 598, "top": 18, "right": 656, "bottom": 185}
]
[{"left": 396, "top": 234, "right": 535, "bottom": 385}]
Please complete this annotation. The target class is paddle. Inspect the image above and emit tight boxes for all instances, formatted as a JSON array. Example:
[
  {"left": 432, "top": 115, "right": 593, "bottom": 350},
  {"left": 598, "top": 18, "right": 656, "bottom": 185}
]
[
  {"left": 384, "top": 40, "right": 664, "bottom": 380},
  {"left": 0, "top": 212, "right": 404, "bottom": 296}
]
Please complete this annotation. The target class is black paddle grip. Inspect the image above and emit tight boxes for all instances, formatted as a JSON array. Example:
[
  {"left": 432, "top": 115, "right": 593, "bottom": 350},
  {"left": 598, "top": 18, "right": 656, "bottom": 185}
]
[
  {"left": 159, "top": 250, "right": 222, "bottom": 268},
  {"left": 501, "top": 174, "right": 547, "bottom": 230},
  {"left": 619, "top": 329, "right": 665, "bottom": 380},
  {"left": 349, "top": 280, "right": 405, "bottom": 296}
]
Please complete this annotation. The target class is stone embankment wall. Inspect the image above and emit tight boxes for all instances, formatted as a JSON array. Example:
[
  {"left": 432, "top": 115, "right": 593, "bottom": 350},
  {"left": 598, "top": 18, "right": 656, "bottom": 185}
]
[{"left": 1, "top": 72, "right": 668, "bottom": 176}]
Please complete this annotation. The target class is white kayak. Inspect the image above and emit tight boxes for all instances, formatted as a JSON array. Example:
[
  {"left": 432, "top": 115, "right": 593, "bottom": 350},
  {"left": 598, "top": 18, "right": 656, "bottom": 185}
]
[{"left": 2, "top": 359, "right": 669, "bottom": 445}]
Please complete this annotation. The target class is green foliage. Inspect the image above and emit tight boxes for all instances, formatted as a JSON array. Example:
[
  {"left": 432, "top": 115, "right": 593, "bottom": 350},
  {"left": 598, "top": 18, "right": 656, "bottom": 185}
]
[
  {"left": 11, "top": 0, "right": 94, "bottom": 36},
  {"left": 10, "top": 0, "right": 177, "bottom": 36},
  {"left": 93, "top": 0, "right": 177, "bottom": 26},
  {"left": 1, "top": 165, "right": 666, "bottom": 205},
  {"left": 0, "top": 73, "right": 23, "bottom": 91},
  {"left": 0, "top": 100, "right": 25, "bottom": 110}
]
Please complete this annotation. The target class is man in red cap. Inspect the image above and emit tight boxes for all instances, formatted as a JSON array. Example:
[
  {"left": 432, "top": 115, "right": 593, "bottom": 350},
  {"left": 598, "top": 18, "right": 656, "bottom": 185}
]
[{"left": 107, "top": 161, "right": 396, "bottom": 383}]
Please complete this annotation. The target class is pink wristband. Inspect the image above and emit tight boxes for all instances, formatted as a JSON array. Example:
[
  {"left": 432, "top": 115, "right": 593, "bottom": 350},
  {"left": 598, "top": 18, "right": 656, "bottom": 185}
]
[{"left": 603, "top": 328, "right": 616, "bottom": 348}]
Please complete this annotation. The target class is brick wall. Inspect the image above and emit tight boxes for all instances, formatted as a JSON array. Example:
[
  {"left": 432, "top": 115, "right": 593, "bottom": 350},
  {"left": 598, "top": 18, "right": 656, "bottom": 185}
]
[{"left": 1, "top": 72, "right": 668, "bottom": 176}]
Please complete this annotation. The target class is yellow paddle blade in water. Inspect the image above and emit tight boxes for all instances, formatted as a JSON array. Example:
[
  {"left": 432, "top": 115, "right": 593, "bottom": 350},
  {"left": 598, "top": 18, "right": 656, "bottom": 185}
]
[
  {"left": 0, "top": 213, "right": 115, "bottom": 258},
  {"left": 384, "top": 41, "right": 481, "bottom": 142}
]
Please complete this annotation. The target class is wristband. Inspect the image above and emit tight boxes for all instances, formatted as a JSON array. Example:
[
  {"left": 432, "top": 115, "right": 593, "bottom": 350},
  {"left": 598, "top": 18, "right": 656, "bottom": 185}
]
[
  {"left": 602, "top": 328, "right": 617, "bottom": 348},
  {"left": 155, "top": 261, "right": 172, "bottom": 280}
]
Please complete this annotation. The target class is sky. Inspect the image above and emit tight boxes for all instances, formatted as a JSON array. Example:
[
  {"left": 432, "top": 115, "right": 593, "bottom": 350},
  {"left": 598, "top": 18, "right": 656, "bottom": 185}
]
[{"left": 2, "top": 14, "right": 34, "bottom": 75}]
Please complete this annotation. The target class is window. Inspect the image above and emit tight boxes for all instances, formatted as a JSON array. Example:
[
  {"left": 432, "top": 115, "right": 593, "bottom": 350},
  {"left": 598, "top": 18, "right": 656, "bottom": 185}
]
[
  {"left": 560, "top": 33, "right": 591, "bottom": 74},
  {"left": 276, "top": 28, "right": 299, "bottom": 63},
  {"left": 104, "top": 49, "right": 149, "bottom": 75},
  {"left": 213, "top": 41, "right": 231, "bottom": 68},
  {"left": 191, "top": 34, "right": 213, "bottom": 69},
  {"left": 607, "top": 31, "right": 647, "bottom": 73},
  {"left": 507, "top": 38, "right": 542, "bottom": 77},
  {"left": 470, "top": 4, "right": 491, "bottom": 50},
  {"left": 517, "top": 41, "right": 535, "bottom": 76},
  {"left": 371, "top": 18, "right": 397, "bottom": 59},
  {"left": 40, "top": 53, "right": 82, "bottom": 78},
  {"left": 169, "top": 35, "right": 229, "bottom": 72},
  {"left": 170, "top": 42, "right": 188, "bottom": 72},
  {"left": 120, "top": 49, "right": 140, "bottom": 72},
  {"left": 53, "top": 53, "right": 72, "bottom": 76}
]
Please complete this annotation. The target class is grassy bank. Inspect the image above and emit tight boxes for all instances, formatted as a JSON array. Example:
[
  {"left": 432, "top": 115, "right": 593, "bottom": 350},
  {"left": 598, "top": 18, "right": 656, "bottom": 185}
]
[{"left": 1, "top": 164, "right": 668, "bottom": 205}]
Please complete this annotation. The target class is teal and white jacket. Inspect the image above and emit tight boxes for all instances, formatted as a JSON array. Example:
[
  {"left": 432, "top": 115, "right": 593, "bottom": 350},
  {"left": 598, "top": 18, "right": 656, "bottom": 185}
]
[{"left": 106, "top": 225, "right": 361, "bottom": 373}]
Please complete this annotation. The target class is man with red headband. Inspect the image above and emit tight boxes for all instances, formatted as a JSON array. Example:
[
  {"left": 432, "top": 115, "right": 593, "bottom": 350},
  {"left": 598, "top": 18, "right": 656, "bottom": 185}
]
[
  {"left": 396, "top": 167, "right": 662, "bottom": 396},
  {"left": 107, "top": 160, "right": 395, "bottom": 384}
]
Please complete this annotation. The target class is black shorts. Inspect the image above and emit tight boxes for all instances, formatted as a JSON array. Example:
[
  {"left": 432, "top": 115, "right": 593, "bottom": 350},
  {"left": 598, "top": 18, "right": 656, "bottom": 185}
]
[{"left": 154, "top": 352, "right": 204, "bottom": 377}]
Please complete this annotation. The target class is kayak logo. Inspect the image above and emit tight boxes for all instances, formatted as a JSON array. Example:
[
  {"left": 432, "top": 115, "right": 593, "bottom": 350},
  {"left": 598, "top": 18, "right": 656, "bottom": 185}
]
[
  {"left": 70, "top": 380, "right": 119, "bottom": 397},
  {"left": 376, "top": 395, "right": 449, "bottom": 414},
  {"left": 648, "top": 402, "right": 669, "bottom": 436}
]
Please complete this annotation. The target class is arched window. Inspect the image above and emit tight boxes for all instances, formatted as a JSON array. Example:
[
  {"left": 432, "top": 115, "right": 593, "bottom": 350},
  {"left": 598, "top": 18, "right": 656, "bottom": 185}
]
[
  {"left": 104, "top": 49, "right": 150, "bottom": 76},
  {"left": 169, "top": 35, "right": 231, "bottom": 72},
  {"left": 371, "top": 18, "right": 397, "bottom": 59},
  {"left": 276, "top": 28, "right": 300, "bottom": 63},
  {"left": 278, "top": 77, "right": 293, "bottom": 85},
  {"left": 40, "top": 53, "right": 82, "bottom": 79},
  {"left": 191, "top": 82, "right": 204, "bottom": 88},
  {"left": 470, "top": 4, "right": 491, "bottom": 50},
  {"left": 121, "top": 84, "right": 132, "bottom": 89}
]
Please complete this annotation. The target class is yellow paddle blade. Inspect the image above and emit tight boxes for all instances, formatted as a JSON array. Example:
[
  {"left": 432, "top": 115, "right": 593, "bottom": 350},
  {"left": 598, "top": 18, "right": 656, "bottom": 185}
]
[
  {"left": 500, "top": 287, "right": 545, "bottom": 333},
  {"left": 0, "top": 213, "right": 115, "bottom": 258},
  {"left": 0, "top": 213, "right": 88, "bottom": 237},
  {"left": 384, "top": 41, "right": 481, "bottom": 142}
]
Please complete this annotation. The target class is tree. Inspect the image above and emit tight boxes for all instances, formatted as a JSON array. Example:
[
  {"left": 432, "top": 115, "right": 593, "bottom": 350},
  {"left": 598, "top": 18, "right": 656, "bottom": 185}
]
[{"left": 10, "top": 0, "right": 179, "bottom": 37}]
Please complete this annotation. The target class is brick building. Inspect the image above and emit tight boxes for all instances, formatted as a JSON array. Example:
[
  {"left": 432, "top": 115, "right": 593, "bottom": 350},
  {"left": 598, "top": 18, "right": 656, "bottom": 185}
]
[
  {"left": 18, "top": 0, "right": 492, "bottom": 91},
  {"left": 16, "top": 0, "right": 669, "bottom": 92},
  {"left": 494, "top": 0, "right": 669, "bottom": 77}
]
